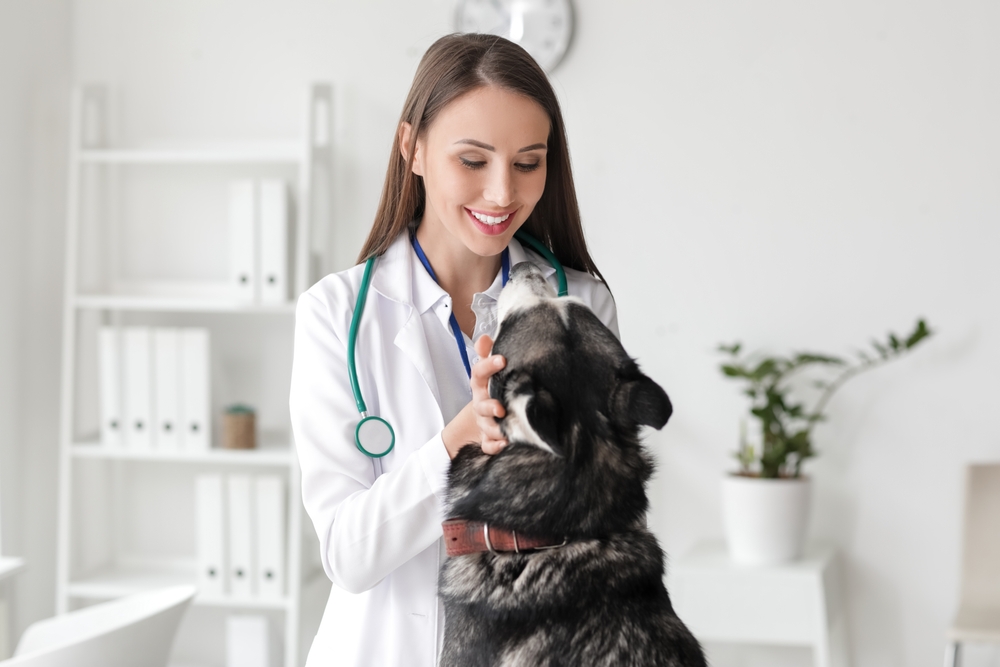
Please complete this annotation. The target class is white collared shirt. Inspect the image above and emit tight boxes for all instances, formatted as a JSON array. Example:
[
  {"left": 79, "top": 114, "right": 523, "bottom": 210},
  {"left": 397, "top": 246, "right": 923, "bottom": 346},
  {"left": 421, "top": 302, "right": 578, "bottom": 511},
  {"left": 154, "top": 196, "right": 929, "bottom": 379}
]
[{"left": 409, "top": 243, "right": 509, "bottom": 429}]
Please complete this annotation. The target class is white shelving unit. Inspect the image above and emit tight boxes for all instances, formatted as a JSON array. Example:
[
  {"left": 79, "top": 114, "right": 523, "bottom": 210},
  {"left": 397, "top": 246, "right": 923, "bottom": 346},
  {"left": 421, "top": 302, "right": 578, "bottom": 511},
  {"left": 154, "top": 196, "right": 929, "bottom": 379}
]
[
  {"left": 0, "top": 463, "right": 24, "bottom": 657},
  {"left": 55, "top": 84, "right": 333, "bottom": 667}
]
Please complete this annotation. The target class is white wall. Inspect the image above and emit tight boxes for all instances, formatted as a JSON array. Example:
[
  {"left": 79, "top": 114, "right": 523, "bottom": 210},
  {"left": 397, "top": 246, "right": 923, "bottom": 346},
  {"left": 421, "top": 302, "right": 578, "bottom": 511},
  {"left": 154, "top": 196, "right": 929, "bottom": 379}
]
[
  {"left": 560, "top": 2, "right": 1000, "bottom": 666},
  {"left": 0, "top": 0, "right": 71, "bottom": 643},
  {"left": 9, "top": 0, "right": 994, "bottom": 664},
  {"left": 0, "top": 13, "right": 27, "bottom": 564},
  {"left": 565, "top": 4, "right": 999, "bottom": 666}
]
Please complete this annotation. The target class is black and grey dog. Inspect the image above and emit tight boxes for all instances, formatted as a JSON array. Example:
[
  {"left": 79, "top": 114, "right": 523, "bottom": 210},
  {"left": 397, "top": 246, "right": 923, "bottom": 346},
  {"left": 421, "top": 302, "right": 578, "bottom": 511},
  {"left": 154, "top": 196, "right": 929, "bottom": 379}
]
[{"left": 439, "top": 262, "right": 706, "bottom": 667}]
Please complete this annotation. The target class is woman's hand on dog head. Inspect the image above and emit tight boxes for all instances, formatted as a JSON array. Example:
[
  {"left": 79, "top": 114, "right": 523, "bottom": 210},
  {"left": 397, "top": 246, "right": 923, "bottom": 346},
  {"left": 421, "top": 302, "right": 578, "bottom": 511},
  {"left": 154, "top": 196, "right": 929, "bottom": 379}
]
[
  {"left": 441, "top": 335, "right": 508, "bottom": 459},
  {"left": 472, "top": 335, "right": 508, "bottom": 455}
]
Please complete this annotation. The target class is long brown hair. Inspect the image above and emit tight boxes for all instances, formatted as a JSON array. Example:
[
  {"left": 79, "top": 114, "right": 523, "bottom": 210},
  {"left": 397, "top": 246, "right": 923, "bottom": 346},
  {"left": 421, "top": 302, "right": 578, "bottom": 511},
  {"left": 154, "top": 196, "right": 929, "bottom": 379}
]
[{"left": 357, "top": 33, "right": 606, "bottom": 285}]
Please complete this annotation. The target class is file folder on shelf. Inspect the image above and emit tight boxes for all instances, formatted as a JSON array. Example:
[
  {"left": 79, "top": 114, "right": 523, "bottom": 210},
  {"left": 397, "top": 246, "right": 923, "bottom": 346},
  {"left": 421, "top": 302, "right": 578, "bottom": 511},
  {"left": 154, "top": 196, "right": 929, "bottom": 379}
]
[
  {"left": 122, "top": 327, "right": 153, "bottom": 449},
  {"left": 152, "top": 328, "right": 181, "bottom": 450},
  {"left": 229, "top": 180, "right": 257, "bottom": 303},
  {"left": 254, "top": 475, "right": 286, "bottom": 600},
  {"left": 226, "top": 615, "right": 279, "bottom": 667},
  {"left": 195, "top": 474, "right": 227, "bottom": 597},
  {"left": 98, "top": 327, "right": 123, "bottom": 447},
  {"left": 227, "top": 474, "right": 255, "bottom": 598},
  {"left": 180, "top": 328, "right": 210, "bottom": 450},
  {"left": 258, "top": 180, "right": 289, "bottom": 305}
]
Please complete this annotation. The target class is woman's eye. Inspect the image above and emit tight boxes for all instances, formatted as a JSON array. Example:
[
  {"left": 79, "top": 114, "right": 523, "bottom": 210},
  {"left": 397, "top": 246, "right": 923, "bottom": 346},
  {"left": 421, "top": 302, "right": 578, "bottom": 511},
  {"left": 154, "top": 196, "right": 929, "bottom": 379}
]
[
  {"left": 514, "top": 162, "right": 542, "bottom": 173},
  {"left": 459, "top": 157, "right": 486, "bottom": 170}
]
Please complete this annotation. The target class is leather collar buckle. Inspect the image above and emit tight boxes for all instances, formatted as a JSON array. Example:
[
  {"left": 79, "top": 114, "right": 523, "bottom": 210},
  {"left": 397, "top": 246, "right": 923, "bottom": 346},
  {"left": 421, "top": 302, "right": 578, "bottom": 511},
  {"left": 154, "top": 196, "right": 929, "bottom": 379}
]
[{"left": 443, "top": 518, "right": 567, "bottom": 557}]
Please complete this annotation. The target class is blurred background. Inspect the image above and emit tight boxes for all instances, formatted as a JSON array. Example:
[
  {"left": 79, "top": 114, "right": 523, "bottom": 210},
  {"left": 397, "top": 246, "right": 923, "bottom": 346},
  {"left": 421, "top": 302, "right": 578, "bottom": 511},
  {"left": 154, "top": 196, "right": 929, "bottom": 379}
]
[{"left": 0, "top": 1, "right": 997, "bottom": 666}]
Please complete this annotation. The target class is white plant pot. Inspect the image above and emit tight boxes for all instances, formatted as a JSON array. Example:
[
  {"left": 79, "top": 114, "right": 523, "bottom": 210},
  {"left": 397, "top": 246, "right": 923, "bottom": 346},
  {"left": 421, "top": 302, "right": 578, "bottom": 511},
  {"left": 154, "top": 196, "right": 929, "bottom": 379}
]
[{"left": 721, "top": 474, "right": 811, "bottom": 566}]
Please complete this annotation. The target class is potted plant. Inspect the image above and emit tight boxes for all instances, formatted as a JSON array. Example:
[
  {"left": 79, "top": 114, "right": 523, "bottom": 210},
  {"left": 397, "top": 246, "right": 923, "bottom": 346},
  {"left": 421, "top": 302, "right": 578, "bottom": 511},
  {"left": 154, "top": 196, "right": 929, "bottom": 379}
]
[{"left": 717, "top": 318, "right": 933, "bottom": 565}]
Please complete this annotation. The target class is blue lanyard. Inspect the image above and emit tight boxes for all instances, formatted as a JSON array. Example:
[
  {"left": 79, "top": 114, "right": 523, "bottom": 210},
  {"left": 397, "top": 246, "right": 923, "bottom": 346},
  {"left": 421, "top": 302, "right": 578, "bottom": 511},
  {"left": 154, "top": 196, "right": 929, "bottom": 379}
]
[{"left": 410, "top": 234, "right": 510, "bottom": 379}]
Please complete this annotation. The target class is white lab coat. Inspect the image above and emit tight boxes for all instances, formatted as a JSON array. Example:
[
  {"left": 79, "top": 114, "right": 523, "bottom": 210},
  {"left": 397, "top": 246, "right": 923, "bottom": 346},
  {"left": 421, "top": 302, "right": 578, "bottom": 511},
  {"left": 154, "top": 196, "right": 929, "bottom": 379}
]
[{"left": 290, "top": 231, "right": 618, "bottom": 667}]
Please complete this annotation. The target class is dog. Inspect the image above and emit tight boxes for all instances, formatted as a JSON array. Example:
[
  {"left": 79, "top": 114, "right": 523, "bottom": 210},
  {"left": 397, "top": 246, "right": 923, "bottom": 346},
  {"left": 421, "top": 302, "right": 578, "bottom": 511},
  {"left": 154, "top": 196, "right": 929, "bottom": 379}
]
[{"left": 438, "top": 262, "right": 706, "bottom": 667}]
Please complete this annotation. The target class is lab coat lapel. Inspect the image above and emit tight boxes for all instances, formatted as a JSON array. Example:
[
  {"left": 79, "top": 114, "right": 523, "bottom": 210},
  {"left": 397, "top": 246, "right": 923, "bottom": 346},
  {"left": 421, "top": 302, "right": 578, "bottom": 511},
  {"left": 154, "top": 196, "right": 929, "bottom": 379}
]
[
  {"left": 370, "top": 234, "right": 444, "bottom": 418},
  {"left": 394, "top": 313, "right": 443, "bottom": 413}
]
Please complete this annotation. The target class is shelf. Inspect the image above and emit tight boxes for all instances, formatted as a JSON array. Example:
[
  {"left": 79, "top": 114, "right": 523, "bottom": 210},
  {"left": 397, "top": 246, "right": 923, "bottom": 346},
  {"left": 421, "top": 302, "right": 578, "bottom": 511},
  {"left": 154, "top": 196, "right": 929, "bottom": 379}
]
[
  {"left": 77, "top": 143, "right": 303, "bottom": 165},
  {"left": 67, "top": 564, "right": 290, "bottom": 610},
  {"left": 74, "top": 294, "right": 296, "bottom": 314},
  {"left": 58, "top": 83, "right": 330, "bottom": 667},
  {"left": 70, "top": 443, "right": 295, "bottom": 467}
]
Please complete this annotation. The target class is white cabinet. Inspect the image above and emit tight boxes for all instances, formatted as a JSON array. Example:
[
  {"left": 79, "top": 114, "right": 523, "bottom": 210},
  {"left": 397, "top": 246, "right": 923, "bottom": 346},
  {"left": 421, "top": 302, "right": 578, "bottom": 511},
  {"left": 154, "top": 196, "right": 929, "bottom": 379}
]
[
  {"left": 667, "top": 540, "right": 851, "bottom": 667},
  {"left": 56, "top": 84, "right": 333, "bottom": 667}
]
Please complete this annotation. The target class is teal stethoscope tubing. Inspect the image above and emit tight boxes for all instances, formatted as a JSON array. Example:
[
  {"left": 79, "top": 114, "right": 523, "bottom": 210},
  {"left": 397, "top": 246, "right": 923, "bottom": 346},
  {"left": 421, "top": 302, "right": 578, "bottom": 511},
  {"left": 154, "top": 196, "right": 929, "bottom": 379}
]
[
  {"left": 512, "top": 230, "right": 568, "bottom": 298},
  {"left": 347, "top": 255, "right": 396, "bottom": 458},
  {"left": 348, "top": 230, "right": 566, "bottom": 458}
]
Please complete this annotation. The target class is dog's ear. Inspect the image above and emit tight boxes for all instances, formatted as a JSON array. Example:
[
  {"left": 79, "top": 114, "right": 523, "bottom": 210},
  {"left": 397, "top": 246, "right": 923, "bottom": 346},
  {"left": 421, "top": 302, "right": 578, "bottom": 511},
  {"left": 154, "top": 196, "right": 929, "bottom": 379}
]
[
  {"left": 615, "top": 374, "right": 672, "bottom": 430},
  {"left": 525, "top": 385, "right": 562, "bottom": 454},
  {"left": 497, "top": 372, "right": 564, "bottom": 455}
]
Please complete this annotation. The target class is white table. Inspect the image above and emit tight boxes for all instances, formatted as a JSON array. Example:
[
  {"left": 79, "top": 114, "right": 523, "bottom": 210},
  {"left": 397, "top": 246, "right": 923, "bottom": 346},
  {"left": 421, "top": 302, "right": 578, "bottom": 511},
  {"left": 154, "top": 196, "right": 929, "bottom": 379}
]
[
  {"left": 667, "top": 540, "right": 850, "bottom": 667},
  {"left": 0, "top": 558, "right": 23, "bottom": 584},
  {"left": 0, "top": 557, "right": 25, "bottom": 659}
]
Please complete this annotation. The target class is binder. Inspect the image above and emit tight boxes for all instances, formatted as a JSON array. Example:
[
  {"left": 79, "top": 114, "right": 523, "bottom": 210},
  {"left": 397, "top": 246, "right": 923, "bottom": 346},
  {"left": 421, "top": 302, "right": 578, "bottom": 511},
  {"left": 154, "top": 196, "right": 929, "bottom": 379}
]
[
  {"left": 122, "top": 327, "right": 152, "bottom": 449},
  {"left": 254, "top": 475, "right": 286, "bottom": 600},
  {"left": 227, "top": 474, "right": 255, "bottom": 598},
  {"left": 229, "top": 180, "right": 257, "bottom": 303},
  {"left": 180, "top": 328, "right": 210, "bottom": 450},
  {"left": 98, "top": 327, "right": 123, "bottom": 447},
  {"left": 226, "top": 615, "right": 279, "bottom": 667},
  {"left": 152, "top": 328, "right": 181, "bottom": 450},
  {"left": 258, "top": 180, "right": 289, "bottom": 305},
  {"left": 195, "top": 474, "right": 227, "bottom": 597}
]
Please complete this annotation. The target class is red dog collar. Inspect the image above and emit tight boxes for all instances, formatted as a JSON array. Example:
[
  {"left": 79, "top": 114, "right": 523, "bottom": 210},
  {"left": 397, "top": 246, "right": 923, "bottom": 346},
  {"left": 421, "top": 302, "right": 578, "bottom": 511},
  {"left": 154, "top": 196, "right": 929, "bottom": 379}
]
[{"left": 443, "top": 519, "right": 567, "bottom": 557}]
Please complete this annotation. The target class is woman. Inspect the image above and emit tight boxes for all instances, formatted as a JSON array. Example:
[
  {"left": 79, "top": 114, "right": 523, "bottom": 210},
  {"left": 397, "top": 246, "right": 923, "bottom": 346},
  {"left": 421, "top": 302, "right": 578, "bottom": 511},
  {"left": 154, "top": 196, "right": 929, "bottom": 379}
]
[{"left": 290, "top": 33, "right": 618, "bottom": 667}]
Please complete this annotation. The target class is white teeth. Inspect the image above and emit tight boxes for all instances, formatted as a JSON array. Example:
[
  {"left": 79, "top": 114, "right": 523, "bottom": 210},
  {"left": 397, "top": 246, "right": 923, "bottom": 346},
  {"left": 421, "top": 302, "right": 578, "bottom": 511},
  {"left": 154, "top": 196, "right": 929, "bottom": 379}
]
[{"left": 471, "top": 210, "right": 510, "bottom": 225}]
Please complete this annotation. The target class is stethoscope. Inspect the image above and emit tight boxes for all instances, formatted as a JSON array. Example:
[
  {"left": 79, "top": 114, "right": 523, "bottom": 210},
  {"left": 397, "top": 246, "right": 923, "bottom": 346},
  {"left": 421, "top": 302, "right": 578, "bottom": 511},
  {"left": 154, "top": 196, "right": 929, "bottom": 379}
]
[{"left": 348, "top": 229, "right": 568, "bottom": 460}]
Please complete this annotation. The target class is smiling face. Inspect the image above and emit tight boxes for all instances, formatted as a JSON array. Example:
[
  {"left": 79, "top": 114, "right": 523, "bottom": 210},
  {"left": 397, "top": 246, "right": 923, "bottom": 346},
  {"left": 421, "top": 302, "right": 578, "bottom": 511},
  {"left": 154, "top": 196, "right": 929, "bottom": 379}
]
[{"left": 406, "top": 85, "right": 551, "bottom": 258}]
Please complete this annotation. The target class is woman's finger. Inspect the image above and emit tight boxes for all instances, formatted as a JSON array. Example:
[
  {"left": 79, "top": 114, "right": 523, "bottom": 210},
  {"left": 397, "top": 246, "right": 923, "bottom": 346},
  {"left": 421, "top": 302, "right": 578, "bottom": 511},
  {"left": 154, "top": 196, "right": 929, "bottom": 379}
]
[
  {"left": 481, "top": 438, "right": 507, "bottom": 455},
  {"left": 476, "top": 418, "right": 504, "bottom": 441},
  {"left": 474, "top": 334, "right": 494, "bottom": 360},
  {"left": 471, "top": 353, "right": 505, "bottom": 391},
  {"left": 473, "top": 398, "right": 505, "bottom": 419}
]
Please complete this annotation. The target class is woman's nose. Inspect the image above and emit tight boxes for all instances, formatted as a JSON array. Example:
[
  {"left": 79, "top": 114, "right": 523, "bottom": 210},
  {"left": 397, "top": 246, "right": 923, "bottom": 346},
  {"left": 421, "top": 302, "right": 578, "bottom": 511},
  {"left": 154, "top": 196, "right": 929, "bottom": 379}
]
[{"left": 483, "top": 166, "right": 514, "bottom": 208}]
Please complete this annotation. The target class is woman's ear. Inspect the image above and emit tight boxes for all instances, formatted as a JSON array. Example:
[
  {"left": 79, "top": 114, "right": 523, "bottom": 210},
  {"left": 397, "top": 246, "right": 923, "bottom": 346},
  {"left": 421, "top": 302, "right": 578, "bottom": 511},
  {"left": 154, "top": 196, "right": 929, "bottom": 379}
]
[{"left": 398, "top": 122, "right": 424, "bottom": 176}]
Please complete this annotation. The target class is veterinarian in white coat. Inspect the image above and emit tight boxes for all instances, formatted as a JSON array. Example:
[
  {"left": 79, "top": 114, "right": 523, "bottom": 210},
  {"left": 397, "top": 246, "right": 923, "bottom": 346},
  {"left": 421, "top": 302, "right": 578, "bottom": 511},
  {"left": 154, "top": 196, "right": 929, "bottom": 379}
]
[{"left": 290, "top": 34, "right": 618, "bottom": 667}]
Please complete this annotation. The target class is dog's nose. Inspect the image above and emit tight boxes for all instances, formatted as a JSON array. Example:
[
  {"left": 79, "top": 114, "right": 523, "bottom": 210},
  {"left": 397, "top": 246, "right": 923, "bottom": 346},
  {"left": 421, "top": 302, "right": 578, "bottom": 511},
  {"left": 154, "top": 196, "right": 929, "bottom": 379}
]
[
  {"left": 508, "top": 262, "right": 544, "bottom": 282},
  {"left": 497, "top": 262, "right": 557, "bottom": 325},
  {"left": 505, "top": 262, "right": 555, "bottom": 298}
]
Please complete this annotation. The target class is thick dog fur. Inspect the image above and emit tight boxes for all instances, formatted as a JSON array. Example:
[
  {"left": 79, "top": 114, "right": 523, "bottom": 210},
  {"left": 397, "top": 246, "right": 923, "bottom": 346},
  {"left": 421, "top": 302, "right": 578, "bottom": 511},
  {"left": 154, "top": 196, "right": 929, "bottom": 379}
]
[{"left": 439, "top": 263, "right": 706, "bottom": 667}]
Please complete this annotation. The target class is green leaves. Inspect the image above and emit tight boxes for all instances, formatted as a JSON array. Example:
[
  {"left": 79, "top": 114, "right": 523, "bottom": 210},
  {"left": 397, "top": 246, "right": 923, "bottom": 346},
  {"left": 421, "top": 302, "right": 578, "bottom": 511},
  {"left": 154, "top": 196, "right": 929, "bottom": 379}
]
[
  {"left": 750, "top": 358, "right": 779, "bottom": 381},
  {"left": 905, "top": 319, "right": 932, "bottom": 348},
  {"left": 792, "top": 353, "right": 844, "bottom": 366},
  {"left": 718, "top": 342, "right": 743, "bottom": 356},
  {"left": 869, "top": 318, "right": 933, "bottom": 361},
  {"left": 718, "top": 317, "right": 935, "bottom": 479},
  {"left": 720, "top": 364, "right": 746, "bottom": 378}
]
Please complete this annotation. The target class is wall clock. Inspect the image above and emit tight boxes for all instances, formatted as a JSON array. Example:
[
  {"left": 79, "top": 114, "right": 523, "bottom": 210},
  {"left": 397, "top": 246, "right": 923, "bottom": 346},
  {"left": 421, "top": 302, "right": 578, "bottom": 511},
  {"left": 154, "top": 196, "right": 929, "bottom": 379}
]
[{"left": 456, "top": 0, "right": 574, "bottom": 73}]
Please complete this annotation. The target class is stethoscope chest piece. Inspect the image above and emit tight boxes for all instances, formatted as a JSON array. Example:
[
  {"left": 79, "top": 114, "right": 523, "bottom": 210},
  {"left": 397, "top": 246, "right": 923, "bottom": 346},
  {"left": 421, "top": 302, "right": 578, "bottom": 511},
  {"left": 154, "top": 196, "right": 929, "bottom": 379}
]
[{"left": 355, "top": 415, "right": 395, "bottom": 458}]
